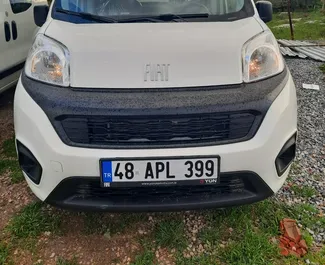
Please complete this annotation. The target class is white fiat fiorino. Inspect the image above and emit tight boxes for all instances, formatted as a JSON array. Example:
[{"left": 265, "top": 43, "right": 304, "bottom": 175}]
[{"left": 14, "top": 0, "right": 297, "bottom": 211}]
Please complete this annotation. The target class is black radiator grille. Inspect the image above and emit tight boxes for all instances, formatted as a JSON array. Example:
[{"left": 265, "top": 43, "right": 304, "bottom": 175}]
[{"left": 59, "top": 112, "right": 256, "bottom": 148}]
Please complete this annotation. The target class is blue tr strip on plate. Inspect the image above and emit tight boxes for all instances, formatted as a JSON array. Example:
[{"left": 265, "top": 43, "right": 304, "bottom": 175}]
[{"left": 102, "top": 161, "right": 113, "bottom": 183}]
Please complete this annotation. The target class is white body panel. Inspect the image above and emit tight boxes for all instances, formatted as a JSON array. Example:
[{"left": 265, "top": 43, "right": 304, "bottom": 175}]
[
  {"left": 14, "top": 74, "right": 297, "bottom": 201},
  {"left": 0, "top": 0, "right": 47, "bottom": 93},
  {"left": 45, "top": 17, "right": 263, "bottom": 88}
]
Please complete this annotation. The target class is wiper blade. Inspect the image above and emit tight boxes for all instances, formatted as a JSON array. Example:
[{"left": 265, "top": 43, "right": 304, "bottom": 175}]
[
  {"left": 55, "top": 9, "right": 208, "bottom": 23},
  {"left": 55, "top": 8, "right": 118, "bottom": 23},
  {"left": 119, "top": 13, "right": 209, "bottom": 23}
]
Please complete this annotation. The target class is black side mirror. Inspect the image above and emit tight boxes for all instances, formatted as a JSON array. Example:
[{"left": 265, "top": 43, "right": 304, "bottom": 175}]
[
  {"left": 256, "top": 1, "right": 273, "bottom": 23},
  {"left": 34, "top": 5, "right": 49, "bottom": 27}
]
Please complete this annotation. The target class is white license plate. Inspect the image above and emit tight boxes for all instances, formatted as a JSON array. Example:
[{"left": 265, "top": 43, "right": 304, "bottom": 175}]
[{"left": 100, "top": 156, "right": 220, "bottom": 187}]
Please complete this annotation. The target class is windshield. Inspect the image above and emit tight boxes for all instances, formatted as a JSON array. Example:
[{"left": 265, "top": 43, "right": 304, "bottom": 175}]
[{"left": 53, "top": 0, "right": 254, "bottom": 22}]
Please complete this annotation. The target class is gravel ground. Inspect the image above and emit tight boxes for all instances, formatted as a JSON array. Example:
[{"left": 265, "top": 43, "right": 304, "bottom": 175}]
[{"left": 277, "top": 59, "right": 325, "bottom": 244}]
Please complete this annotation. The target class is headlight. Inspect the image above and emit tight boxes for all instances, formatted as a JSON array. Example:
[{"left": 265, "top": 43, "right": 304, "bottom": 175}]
[
  {"left": 25, "top": 34, "right": 70, "bottom": 86},
  {"left": 242, "top": 31, "right": 284, "bottom": 83}
]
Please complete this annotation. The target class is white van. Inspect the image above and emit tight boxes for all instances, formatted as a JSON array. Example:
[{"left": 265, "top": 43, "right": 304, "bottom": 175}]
[
  {"left": 14, "top": 0, "right": 297, "bottom": 211},
  {"left": 0, "top": 0, "right": 47, "bottom": 93}
]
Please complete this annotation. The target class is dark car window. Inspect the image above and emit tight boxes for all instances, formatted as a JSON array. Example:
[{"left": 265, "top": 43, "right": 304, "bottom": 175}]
[{"left": 9, "top": 0, "right": 32, "bottom": 14}]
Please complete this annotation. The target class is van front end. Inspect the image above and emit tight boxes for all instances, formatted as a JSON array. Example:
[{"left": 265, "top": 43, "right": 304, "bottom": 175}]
[
  {"left": 14, "top": 0, "right": 297, "bottom": 211},
  {"left": 14, "top": 69, "right": 297, "bottom": 211}
]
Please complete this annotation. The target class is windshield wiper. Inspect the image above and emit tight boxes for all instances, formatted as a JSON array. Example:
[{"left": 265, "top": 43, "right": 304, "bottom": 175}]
[
  {"left": 118, "top": 13, "right": 209, "bottom": 23},
  {"left": 55, "top": 8, "right": 119, "bottom": 23},
  {"left": 55, "top": 9, "right": 208, "bottom": 23}
]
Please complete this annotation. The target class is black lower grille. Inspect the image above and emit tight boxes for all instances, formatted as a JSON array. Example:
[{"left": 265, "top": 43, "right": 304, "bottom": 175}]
[
  {"left": 75, "top": 176, "right": 245, "bottom": 200},
  {"left": 45, "top": 173, "right": 274, "bottom": 211},
  {"left": 59, "top": 112, "right": 257, "bottom": 148}
]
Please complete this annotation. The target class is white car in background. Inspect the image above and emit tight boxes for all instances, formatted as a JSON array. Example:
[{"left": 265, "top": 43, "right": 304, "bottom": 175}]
[{"left": 0, "top": 0, "right": 48, "bottom": 93}]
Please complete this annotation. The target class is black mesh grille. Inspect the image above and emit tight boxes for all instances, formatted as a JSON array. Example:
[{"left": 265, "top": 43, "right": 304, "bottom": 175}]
[{"left": 59, "top": 112, "right": 256, "bottom": 148}]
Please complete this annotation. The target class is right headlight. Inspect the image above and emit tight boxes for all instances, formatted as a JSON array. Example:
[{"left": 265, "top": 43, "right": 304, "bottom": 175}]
[
  {"left": 242, "top": 31, "right": 284, "bottom": 83},
  {"left": 25, "top": 34, "right": 70, "bottom": 87}
]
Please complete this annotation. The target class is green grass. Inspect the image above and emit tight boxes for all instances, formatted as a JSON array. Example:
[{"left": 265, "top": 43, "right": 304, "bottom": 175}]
[
  {"left": 301, "top": 246, "right": 325, "bottom": 265},
  {"left": 9, "top": 169, "right": 24, "bottom": 183},
  {"left": 201, "top": 200, "right": 286, "bottom": 238},
  {"left": 199, "top": 226, "right": 221, "bottom": 245},
  {"left": 291, "top": 184, "right": 317, "bottom": 198},
  {"left": 204, "top": 205, "right": 254, "bottom": 232},
  {"left": 1, "top": 138, "right": 16, "bottom": 159},
  {"left": 130, "top": 250, "right": 155, "bottom": 265},
  {"left": 7, "top": 202, "right": 61, "bottom": 239},
  {"left": 220, "top": 228, "right": 279, "bottom": 265},
  {"left": 288, "top": 162, "right": 302, "bottom": 178},
  {"left": 320, "top": 64, "right": 325, "bottom": 73},
  {"left": 184, "top": 202, "right": 285, "bottom": 264},
  {"left": 0, "top": 160, "right": 18, "bottom": 174},
  {"left": 0, "top": 243, "right": 10, "bottom": 265},
  {"left": 268, "top": 11, "right": 325, "bottom": 40},
  {"left": 251, "top": 200, "right": 287, "bottom": 235},
  {"left": 2, "top": 198, "right": 325, "bottom": 264},
  {"left": 198, "top": 201, "right": 287, "bottom": 261},
  {"left": 0, "top": 160, "right": 24, "bottom": 184},
  {"left": 154, "top": 219, "right": 187, "bottom": 250},
  {"left": 56, "top": 257, "right": 78, "bottom": 265},
  {"left": 152, "top": 201, "right": 315, "bottom": 264},
  {"left": 197, "top": 200, "right": 325, "bottom": 264},
  {"left": 290, "top": 203, "right": 325, "bottom": 229},
  {"left": 0, "top": 138, "right": 23, "bottom": 183},
  {"left": 302, "top": 231, "right": 314, "bottom": 247}
]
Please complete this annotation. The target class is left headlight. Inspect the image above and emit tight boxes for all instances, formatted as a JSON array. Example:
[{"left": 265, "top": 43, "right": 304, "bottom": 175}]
[
  {"left": 25, "top": 34, "right": 70, "bottom": 87},
  {"left": 242, "top": 31, "right": 284, "bottom": 83}
]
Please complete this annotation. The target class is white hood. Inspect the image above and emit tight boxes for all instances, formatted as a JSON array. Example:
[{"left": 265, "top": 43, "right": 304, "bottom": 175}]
[{"left": 45, "top": 18, "right": 263, "bottom": 88}]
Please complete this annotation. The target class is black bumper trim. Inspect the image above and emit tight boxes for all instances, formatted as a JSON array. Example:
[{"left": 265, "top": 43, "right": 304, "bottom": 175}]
[
  {"left": 275, "top": 132, "right": 297, "bottom": 176},
  {"left": 45, "top": 171, "right": 274, "bottom": 212},
  {"left": 16, "top": 140, "right": 43, "bottom": 184}
]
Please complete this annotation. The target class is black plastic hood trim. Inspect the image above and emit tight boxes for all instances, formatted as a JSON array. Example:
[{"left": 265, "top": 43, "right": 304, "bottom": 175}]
[{"left": 21, "top": 68, "right": 289, "bottom": 149}]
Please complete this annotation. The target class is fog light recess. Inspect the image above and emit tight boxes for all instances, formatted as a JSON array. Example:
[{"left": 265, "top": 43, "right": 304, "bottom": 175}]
[
  {"left": 275, "top": 133, "right": 297, "bottom": 176},
  {"left": 16, "top": 140, "right": 43, "bottom": 184}
]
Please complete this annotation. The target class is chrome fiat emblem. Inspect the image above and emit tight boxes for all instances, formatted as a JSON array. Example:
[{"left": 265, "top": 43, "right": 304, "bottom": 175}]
[{"left": 144, "top": 64, "right": 170, "bottom": 82}]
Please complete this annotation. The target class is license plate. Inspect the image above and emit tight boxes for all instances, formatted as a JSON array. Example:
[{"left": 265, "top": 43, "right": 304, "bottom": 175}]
[{"left": 100, "top": 156, "right": 220, "bottom": 187}]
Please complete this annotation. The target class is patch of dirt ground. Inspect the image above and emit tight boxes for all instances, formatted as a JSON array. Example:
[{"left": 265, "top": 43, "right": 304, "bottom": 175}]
[
  {"left": 0, "top": 173, "right": 33, "bottom": 230},
  {"left": 12, "top": 234, "right": 142, "bottom": 265}
]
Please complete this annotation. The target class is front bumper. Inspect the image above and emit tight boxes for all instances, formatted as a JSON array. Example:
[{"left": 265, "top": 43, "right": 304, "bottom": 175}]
[
  {"left": 14, "top": 72, "right": 297, "bottom": 211},
  {"left": 46, "top": 173, "right": 273, "bottom": 211}
]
